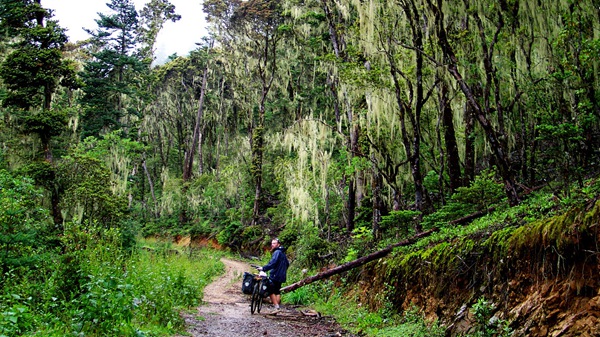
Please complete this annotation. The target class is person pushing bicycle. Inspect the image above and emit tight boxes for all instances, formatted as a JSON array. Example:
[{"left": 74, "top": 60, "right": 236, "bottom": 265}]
[{"left": 258, "top": 238, "right": 289, "bottom": 311}]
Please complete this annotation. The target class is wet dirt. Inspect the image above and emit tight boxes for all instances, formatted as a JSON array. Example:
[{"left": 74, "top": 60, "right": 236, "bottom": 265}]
[{"left": 174, "top": 258, "right": 358, "bottom": 337}]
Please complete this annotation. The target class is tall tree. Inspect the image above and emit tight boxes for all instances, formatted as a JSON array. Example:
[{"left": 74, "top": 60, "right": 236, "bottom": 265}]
[
  {"left": 205, "top": 0, "right": 286, "bottom": 226},
  {"left": 79, "top": 0, "right": 144, "bottom": 138},
  {"left": 138, "top": 0, "right": 181, "bottom": 63},
  {"left": 428, "top": 0, "right": 520, "bottom": 205},
  {"left": 0, "top": 0, "right": 75, "bottom": 225}
]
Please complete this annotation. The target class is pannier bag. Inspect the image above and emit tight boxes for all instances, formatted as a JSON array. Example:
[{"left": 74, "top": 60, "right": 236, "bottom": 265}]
[
  {"left": 259, "top": 278, "right": 272, "bottom": 297},
  {"left": 242, "top": 272, "right": 254, "bottom": 294}
]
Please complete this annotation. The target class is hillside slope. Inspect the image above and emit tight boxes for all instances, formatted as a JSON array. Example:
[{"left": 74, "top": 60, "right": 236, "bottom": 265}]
[{"left": 360, "top": 199, "right": 600, "bottom": 336}]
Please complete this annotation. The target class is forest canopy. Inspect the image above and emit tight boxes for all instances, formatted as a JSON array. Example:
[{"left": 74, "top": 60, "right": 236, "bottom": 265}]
[{"left": 0, "top": 0, "right": 598, "bottom": 255}]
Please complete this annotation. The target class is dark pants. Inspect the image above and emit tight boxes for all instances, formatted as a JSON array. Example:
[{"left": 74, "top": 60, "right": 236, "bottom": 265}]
[{"left": 269, "top": 280, "right": 282, "bottom": 295}]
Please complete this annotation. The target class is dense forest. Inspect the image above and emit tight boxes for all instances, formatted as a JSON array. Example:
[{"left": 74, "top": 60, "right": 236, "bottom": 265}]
[{"left": 1, "top": 0, "right": 599, "bottom": 335}]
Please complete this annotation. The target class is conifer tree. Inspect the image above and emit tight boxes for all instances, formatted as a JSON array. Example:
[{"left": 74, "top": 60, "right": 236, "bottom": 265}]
[
  {"left": 0, "top": 0, "right": 75, "bottom": 225},
  {"left": 79, "top": 0, "right": 145, "bottom": 138}
]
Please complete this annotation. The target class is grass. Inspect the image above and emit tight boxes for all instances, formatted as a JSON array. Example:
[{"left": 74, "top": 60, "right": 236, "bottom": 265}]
[{"left": 0, "top": 231, "right": 224, "bottom": 337}]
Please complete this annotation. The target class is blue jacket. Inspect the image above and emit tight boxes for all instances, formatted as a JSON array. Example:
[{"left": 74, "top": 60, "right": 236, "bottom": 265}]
[{"left": 262, "top": 246, "right": 289, "bottom": 283}]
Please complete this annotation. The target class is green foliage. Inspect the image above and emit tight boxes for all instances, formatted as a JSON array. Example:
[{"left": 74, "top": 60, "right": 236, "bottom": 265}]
[
  {"left": 293, "top": 222, "right": 330, "bottom": 268},
  {"left": 138, "top": 0, "right": 181, "bottom": 62},
  {"left": 283, "top": 284, "right": 312, "bottom": 305},
  {"left": 79, "top": 0, "right": 146, "bottom": 138},
  {"left": 0, "top": 1, "right": 73, "bottom": 111},
  {"left": 0, "top": 169, "right": 51, "bottom": 273},
  {"left": 59, "top": 153, "right": 128, "bottom": 226},
  {"left": 344, "top": 225, "right": 373, "bottom": 262},
  {"left": 374, "top": 306, "right": 445, "bottom": 337},
  {"left": 18, "top": 108, "right": 68, "bottom": 139},
  {"left": 0, "top": 295, "right": 34, "bottom": 337},
  {"left": 1, "top": 220, "right": 223, "bottom": 336},
  {"left": 510, "top": 198, "right": 600, "bottom": 256},
  {"left": 216, "top": 221, "right": 243, "bottom": 246},
  {"left": 310, "top": 281, "right": 444, "bottom": 337},
  {"left": 452, "top": 170, "right": 505, "bottom": 209},
  {"left": 422, "top": 170, "right": 505, "bottom": 229},
  {"left": 380, "top": 210, "right": 421, "bottom": 239},
  {"left": 467, "top": 297, "right": 511, "bottom": 337}
]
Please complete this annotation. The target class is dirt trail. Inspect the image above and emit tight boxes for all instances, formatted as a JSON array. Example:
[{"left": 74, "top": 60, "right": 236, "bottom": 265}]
[{"left": 174, "top": 258, "right": 356, "bottom": 337}]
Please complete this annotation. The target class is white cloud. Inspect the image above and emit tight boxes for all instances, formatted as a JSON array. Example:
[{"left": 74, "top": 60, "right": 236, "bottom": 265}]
[{"left": 45, "top": 0, "right": 208, "bottom": 64}]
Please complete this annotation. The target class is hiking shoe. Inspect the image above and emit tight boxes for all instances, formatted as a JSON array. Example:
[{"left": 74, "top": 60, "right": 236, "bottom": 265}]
[{"left": 263, "top": 307, "right": 280, "bottom": 315}]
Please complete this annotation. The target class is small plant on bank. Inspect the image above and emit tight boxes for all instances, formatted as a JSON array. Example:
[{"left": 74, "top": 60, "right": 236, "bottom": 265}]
[
  {"left": 374, "top": 305, "right": 445, "bottom": 337},
  {"left": 467, "top": 297, "right": 512, "bottom": 337}
]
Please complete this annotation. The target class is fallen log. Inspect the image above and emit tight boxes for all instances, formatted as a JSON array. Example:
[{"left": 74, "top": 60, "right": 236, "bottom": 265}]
[{"left": 280, "top": 228, "right": 438, "bottom": 294}]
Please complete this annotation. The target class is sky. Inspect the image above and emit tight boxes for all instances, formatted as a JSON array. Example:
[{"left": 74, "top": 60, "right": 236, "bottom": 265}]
[{"left": 44, "top": 0, "right": 209, "bottom": 64}]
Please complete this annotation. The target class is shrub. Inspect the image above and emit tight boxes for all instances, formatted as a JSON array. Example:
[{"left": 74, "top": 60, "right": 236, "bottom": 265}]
[
  {"left": 294, "top": 223, "right": 330, "bottom": 268},
  {"left": 468, "top": 297, "right": 512, "bottom": 337},
  {"left": 422, "top": 169, "right": 505, "bottom": 229}
]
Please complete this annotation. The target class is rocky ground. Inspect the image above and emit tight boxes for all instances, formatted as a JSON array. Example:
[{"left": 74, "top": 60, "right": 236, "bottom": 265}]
[{"left": 174, "top": 258, "right": 358, "bottom": 337}]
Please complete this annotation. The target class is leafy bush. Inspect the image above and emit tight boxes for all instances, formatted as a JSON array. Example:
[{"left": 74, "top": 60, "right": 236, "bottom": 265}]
[
  {"left": 0, "top": 220, "right": 223, "bottom": 337},
  {"left": 283, "top": 285, "right": 312, "bottom": 305},
  {"left": 344, "top": 226, "right": 374, "bottom": 262},
  {"left": 380, "top": 210, "right": 421, "bottom": 239},
  {"left": 452, "top": 169, "right": 505, "bottom": 208},
  {"left": 294, "top": 223, "right": 330, "bottom": 268},
  {"left": 0, "top": 296, "right": 34, "bottom": 337},
  {"left": 422, "top": 169, "right": 505, "bottom": 229},
  {"left": 0, "top": 170, "right": 51, "bottom": 275},
  {"left": 217, "top": 221, "right": 243, "bottom": 246},
  {"left": 467, "top": 297, "right": 511, "bottom": 337}
]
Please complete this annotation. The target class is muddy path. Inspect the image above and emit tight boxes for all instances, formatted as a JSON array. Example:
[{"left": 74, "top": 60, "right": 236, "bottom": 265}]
[{"left": 174, "top": 258, "right": 357, "bottom": 337}]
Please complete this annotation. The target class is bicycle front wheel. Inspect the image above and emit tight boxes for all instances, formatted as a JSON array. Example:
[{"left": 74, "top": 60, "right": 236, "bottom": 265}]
[
  {"left": 256, "top": 284, "right": 264, "bottom": 313},
  {"left": 250, "top": 280, "right": 261, "bottom": 314}
]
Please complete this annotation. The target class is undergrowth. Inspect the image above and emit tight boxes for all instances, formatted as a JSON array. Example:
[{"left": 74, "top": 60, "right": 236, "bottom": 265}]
[
  {"left": 299, "top": 279, "right": 444, "bottom": 336},
  {"left": 0, "top": 226, "right": 223, "bottom": 337},
  {"left": 283, "top": 176, "right": 600, "bottom": 336}
]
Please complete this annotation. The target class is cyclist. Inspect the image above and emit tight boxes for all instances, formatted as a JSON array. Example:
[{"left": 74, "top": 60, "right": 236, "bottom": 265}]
[{"left": 258, "top": 238, "right": 289, "bottom": 311}]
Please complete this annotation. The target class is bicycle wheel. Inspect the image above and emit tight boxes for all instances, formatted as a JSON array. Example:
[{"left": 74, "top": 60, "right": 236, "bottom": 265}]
[
  {"left": 250, "top": 280, "right": 261, "bottom": 314},
  {"left": 256, "top": 284, "right": 264, "bottom": 313}
]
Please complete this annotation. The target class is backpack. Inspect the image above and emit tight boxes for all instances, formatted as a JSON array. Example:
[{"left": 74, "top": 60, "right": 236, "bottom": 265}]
[{"left": 242, "top": 272, "right": 254, "bottom": 295}]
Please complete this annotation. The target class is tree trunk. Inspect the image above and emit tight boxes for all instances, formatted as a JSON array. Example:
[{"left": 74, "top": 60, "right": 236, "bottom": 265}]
[
  {"left": 251, "top": 119, "right": 264, "bottom": 225},
  {"left": 321, "top": 0, "right": 360, "bottom": 234},
  {"left": 430, "top": 0, "right": 519, "bottom": 206},
  {"left": 440, "top": 80, "right": 462, "bottom": 192},
  {"left": 198, "top": 129, "right": 204, "bottom": 175},
  {"left": 346, "top": 179, "right": 356, "bottom": 232},
  {"left": 183, "top": 61, "right": 209, "bottom": 182},
  {"left": 51, "top": 185, "right": 63, "bottom": 227},
  {"left": 142, "top": 157, "right": 159, "bottom": 218},
  {"left": 372, "top": 161, "right": 383, "bottom": 240},
  {"left": 252, "top": 31, "right": 276, "bottom": 226},
  {"left": 181, "top": 55, "right": 210, "bottom": 225},
  {"left": 464, "top": 87, "right": 477, "bottom": 186},
  {"left": 281, "top": 228, "right": 438, "bottom": 294}
]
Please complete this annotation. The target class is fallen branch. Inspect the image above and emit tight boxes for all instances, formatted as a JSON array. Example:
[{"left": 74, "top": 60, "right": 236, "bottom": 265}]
[
  {"left": 448, "top": 207, "right": 495, "bottom": 226},
  {"left": 281, "top": 228, "right": 438, "bottom": 294}
]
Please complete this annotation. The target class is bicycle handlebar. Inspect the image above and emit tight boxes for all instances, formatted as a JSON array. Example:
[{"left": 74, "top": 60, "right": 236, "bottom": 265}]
[{"left": 250, "top": 264, "right": 261, "bottom": 269}]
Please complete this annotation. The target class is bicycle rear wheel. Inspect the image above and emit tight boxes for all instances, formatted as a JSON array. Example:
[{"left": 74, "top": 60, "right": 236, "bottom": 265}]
[{"left": 250, "top": 280, "right": 261, "bottom": 314}]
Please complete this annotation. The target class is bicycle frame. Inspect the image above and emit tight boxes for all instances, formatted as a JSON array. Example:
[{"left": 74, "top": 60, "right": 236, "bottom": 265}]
[
  {"left": 249, "top": 265, "right": 268, "bottom": 314},
  {"left": 250, "top": 274, "right": 264, "bottom": 314}
]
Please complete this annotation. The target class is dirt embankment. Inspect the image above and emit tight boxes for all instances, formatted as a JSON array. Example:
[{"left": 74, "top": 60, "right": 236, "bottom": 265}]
[
  {"left": 174, "top": 258, "right": 356, "bottom": 337},
  {"left": 359, "top": 202, "right": 600, "bottom": 336}
]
